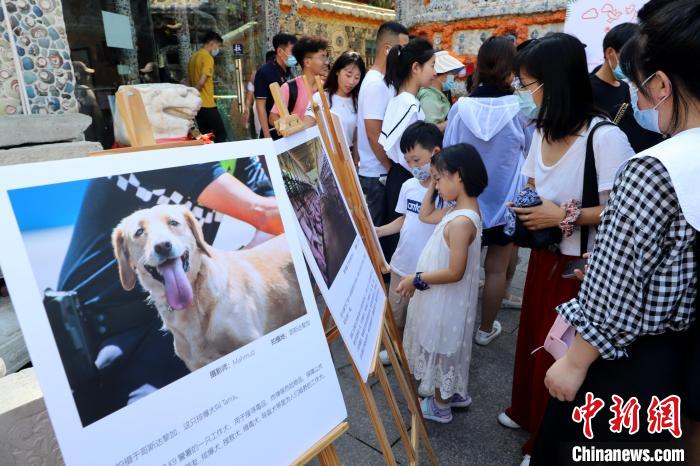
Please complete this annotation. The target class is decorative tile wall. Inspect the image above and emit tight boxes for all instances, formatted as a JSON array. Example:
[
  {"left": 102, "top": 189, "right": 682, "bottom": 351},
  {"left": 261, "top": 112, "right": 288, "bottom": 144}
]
[
  {"left": 0, "top": 0, "right": 78, "bottom": 115},
  {"left": 0, "top": 5, "right": 23, "bottom": 115}
]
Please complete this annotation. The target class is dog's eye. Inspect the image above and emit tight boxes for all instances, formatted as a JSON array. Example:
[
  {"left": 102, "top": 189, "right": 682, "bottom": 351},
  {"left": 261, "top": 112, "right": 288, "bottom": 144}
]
[
  {"left": 134, "top": 228, "right": 144, "bottom": 237},
  {"left": 168, "top": 220, "right": 180, "bottom": 227}
]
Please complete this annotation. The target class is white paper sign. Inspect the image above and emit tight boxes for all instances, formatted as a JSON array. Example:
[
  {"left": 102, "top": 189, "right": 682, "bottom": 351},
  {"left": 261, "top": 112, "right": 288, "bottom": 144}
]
[
  {"left": 270, "top": 128, "right": 385, "bottom": 382},
  {"left": 0, "top": 140, "right": 346, "bottom": 466},
  {"left": 564, "top": 0, "right": 649, "bottom": 71},
  {"left": 102, "top": 11, "right": 134, "bottom": 50}
]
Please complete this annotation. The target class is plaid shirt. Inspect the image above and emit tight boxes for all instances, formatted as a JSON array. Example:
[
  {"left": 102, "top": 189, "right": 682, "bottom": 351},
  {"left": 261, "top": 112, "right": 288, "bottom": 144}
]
[{"left": 557, "top": 157, "right": 697, "bottom": 360}]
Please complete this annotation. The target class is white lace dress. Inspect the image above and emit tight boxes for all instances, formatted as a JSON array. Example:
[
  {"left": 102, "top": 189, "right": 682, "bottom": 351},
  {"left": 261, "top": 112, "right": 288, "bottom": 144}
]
[{"left": 402, "top": 208, "right": 482, "bottom": 400}]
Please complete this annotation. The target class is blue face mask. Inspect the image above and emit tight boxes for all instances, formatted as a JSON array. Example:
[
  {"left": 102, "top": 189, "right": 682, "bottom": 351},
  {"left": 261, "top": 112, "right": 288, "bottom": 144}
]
[
  {"left": 442, "top": 75, "right": 455, "bottom": 92},
  {"left": 612, "top": 64, "right": 626, "bottom": 81},
  {"left": 516, "top": 83, "right": 542, "bottom": 120},
  {"left": 211, "top": 48, "right": 220, "bottom": 58},
  {"left": 286, "top": 54, "right": 298, "bottom": 68},
  {"left": 411, "top": 163, "right": 432, "bottom": 182},
  {"left": 630, "top": 73, "right": 669, "bottom": 134}
]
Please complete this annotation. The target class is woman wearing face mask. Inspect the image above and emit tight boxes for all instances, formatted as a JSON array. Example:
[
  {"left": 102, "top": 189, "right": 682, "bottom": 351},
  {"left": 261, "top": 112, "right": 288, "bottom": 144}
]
[
  {"left": 304, "top": 51, "right": 366, "bottom": 164},
  {"left": 443, "top": 36, "right": 533, "bottom": 350},
  {"left": 378, "top": 38, "right": 436, "bottom": 262},
  {"left": 531, "top": 1, "right": 700, "bottom": 463},
  {"left": 498, "top": 33, "right": 635, "bottom": 466},
  {"left": 417, "top": 51, "right": 464, "bottom": 132}
]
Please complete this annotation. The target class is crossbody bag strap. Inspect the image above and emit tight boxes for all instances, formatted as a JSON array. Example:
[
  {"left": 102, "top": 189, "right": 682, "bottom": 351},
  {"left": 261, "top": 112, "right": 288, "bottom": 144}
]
[
  {"left": 581, "top": 120, "right": 616, "bottom": 256},
  {"left": 287, "top": 79, "right": 298, "bottom": 114}
]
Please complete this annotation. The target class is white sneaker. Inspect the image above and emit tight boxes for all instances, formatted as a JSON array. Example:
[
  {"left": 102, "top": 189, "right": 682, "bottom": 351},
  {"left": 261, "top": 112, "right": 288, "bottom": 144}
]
[
  {"left": 475, "top": 320, "right": 502, "bottom": 346},
  {"left": 379, "top": 350, "right": 390, "bottom": 366},
  {"left": 520, "top": 454, "right": 531, "bottom": 466},
  {"left": 497, "top": 411, "right": 521, "bottom": 429}
]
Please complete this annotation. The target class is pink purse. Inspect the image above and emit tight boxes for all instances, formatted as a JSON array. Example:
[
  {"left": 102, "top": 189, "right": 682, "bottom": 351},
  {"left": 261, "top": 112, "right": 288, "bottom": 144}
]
[{"left": 532, "top": 315, "right": 576, "bottom": 360}]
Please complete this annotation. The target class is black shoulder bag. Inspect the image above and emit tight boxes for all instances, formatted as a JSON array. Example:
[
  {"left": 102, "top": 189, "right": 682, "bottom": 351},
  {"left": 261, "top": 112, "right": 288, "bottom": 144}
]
[
  {"left": 580, "top": 120, "right": 616, "bottom": 256},
  {"left": 269, "top": 79, "right": 300, "bottom": 140}
]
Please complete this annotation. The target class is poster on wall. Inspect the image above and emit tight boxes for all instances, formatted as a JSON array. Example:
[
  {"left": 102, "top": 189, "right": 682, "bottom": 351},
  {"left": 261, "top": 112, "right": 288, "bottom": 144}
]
[
  {"left": 269, "top": 128, "right": 385, "bottom": 382},
  {"left": 0, "top": 141, "right": 346, "bottom": 466},
  {"left": 564, "top": 0, "right": 650, "bottom": 70}
]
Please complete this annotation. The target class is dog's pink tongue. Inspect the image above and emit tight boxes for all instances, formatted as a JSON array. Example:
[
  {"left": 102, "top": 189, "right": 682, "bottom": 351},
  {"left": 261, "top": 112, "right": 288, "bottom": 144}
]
[{"left": 160, "top": 257, "right": 193, "bottom": 310}]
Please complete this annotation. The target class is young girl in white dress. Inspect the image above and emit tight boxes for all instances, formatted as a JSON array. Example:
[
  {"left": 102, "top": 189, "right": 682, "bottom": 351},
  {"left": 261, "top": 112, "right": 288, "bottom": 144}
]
[{"left": 398, "top": 143, "right": 488, "bottom": 423}]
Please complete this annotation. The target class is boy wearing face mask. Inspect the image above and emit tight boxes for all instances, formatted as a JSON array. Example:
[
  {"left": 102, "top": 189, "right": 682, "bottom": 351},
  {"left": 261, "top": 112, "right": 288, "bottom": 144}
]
[
  {"left": 417, "top": 51, "right": 464, "bottom": 132},
  {"left": 376, "top": 122, "right": 442, "bottom": 344},
  {"left": 590, "top": 23, "right": 663, "bottom": 152},
  {"left": 188, "top": 31, "right": 228, "bottom": 143}
]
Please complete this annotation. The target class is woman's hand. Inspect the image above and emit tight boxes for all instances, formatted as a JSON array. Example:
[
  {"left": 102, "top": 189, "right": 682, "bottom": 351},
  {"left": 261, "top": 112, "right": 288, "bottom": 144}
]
[
  {"left": 574, "top": 252, "right": 591, "bottom": 281},
  {"left": 396, "top": 274, "right": 416, "bottom": 298},
  {"left": 512, "top": 199, "right": 565, "bottom": 230},
  {"left": 544, "top": 354, "right": 589, "bottom": 402}
]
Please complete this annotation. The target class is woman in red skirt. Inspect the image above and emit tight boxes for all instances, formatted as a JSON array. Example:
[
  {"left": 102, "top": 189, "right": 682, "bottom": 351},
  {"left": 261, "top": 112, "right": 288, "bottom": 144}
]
[{"left": 498, "top": 33, "right": 635, "bottom": 466}]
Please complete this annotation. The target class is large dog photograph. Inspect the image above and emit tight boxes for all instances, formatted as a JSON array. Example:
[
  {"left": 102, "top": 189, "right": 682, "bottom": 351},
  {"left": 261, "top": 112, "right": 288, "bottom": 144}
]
[
  {"left": 279, "top": 138, "right": 355, "bottom": 288},
  {"left": 7, "top": 157, "right": 306, "bottom": 426}
]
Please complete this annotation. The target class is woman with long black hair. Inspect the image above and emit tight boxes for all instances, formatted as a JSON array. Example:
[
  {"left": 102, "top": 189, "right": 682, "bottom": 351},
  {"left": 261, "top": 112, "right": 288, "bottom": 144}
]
[
  {"left": 498, "top": 33, "right": 635, "bottom": 466},
  {"left": 532, "top": 1, "right": 700, "bottom": 463}
]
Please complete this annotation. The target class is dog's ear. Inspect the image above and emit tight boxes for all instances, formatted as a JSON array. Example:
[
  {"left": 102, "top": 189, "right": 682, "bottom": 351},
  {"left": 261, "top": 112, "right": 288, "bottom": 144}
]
[
  {"left": 183, "top": 210, "right": 212, "bottom": 257},
  {"left": 112, "top": 226, "right": 137, "bottom": 290}
]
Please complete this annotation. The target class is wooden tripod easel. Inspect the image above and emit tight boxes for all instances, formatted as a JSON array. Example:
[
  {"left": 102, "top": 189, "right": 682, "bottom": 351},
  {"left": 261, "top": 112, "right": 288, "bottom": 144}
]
[
  {"left": 304, "top": 75, "right": 439, "bottom": 466},
  {"left": 92, "top": 85, "right": 350, "bottom": 466}
]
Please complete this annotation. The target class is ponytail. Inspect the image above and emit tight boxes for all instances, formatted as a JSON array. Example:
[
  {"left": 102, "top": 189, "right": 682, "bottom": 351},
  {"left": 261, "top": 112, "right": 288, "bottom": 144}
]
[{"left": 384, "top": 37, "right": 435, "bottom": 90}]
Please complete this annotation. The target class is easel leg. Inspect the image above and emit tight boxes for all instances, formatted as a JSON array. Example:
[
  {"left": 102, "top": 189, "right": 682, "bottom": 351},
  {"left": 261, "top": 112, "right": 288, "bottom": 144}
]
[
  {"left": 376, "top": 363, "right": 417, "bottom": 465},
  {"left": 348, "top": 347, "right": 397, "bottom": 466},
  {"left": 317, "top": 444, "right": 342, "bottom": 466},
  {"left": 383, "top": 328, "right": 440, "bottom": 466}
]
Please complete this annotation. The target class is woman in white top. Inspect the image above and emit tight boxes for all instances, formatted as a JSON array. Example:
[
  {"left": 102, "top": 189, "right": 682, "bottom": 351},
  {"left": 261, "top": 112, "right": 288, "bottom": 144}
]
[
  {"left": 498, "top": 33, "right": 634, "bottom": 465},
  {"left": 378, "top": 38, "right": 435, "bottom": 259},
  {"left": 304, "top": 51, "right": 366, "bottom": 161}
]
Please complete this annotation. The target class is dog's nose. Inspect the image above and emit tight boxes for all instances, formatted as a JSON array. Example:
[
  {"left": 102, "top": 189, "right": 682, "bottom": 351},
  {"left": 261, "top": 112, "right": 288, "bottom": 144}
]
[{"left": 154, "top": 241, "right": 172, "bottom": 256}]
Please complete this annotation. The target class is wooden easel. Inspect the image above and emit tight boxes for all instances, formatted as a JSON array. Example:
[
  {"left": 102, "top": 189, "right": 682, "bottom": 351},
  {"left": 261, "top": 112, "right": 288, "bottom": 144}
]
[
  {"left": 92, "top": 85, "right": 350, "bottom": 466},
  {"left": 303, "top": 76, "right": 439, "bottom": 466},
  {"left": 269, "top": 82, "right": 306, "bottom": 138}
]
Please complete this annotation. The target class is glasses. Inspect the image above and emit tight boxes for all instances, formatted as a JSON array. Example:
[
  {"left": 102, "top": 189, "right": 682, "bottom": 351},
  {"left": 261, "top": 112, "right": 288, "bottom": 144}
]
[{"left": 513, "top": 77, "right": 540, "bottom": 91}]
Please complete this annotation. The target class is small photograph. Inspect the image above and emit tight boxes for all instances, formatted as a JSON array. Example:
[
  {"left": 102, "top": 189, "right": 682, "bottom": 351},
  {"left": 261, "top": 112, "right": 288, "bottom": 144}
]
[
  {"left": 7, "top": 157, "right": 306, "bottom": 427},
  {"left": 279, "top": 138, "right": 356, "bottom": 288}
]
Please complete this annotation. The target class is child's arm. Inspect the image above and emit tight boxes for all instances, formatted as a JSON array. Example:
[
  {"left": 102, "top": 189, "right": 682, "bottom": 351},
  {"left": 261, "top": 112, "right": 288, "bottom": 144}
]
[
  {"left": 376, "top": 215, "right": 405, "bottom": 238},
  {"left": 397, "top": 216, "right": 476, "bottom": 296},
  {"left": 418, "top": 178, "right": 447, "bottom": 225}
]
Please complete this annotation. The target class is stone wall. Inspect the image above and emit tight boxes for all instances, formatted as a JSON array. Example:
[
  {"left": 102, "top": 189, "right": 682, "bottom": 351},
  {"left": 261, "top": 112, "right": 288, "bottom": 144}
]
[
  {"left": 0, "top": 0, "right": 78, "bottom": 115},
  {"left": 279, "top": 0, "right": 395, "bottom": 63}
]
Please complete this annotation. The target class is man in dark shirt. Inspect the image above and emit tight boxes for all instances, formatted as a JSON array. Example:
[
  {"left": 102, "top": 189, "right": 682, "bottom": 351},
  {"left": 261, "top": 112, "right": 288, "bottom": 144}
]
[
  {"left": 590, "top": 23, "right": 663, "bottom": 153},
  {"left": 254, "top": 33, "right": 297, "bottom": 138},
  {"left": 58, "top": 162, "right": 283, "bottom": 425}
]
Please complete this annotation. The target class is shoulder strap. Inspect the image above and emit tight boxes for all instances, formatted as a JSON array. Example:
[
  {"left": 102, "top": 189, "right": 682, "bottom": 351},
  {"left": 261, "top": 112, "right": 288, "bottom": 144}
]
[
  {"left": 581, "top": 120, "right": 616, "bottom": 256},
  {"left": 287, "top": 79, "right": 298, "bottom": 114}
]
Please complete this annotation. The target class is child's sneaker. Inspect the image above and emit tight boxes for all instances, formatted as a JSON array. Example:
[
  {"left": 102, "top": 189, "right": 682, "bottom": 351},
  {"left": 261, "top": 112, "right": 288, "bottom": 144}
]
[
  {"left": 379, "top": 350, "right": 390, "bottom": 366},
  {"left": 420, "top": 396, "right": 452, "bottom": 423},
  {"left": 475, "top": 320, "right": 502, "bottom": 346},
  {"left": 449, "top": 393, "right": 472, "bottom": 408}
]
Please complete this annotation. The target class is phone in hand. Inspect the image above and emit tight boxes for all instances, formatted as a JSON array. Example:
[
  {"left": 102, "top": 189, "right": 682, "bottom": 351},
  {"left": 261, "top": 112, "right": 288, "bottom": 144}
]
[{"left": 561, "top": 258, "right": 587, "bottom": 279}]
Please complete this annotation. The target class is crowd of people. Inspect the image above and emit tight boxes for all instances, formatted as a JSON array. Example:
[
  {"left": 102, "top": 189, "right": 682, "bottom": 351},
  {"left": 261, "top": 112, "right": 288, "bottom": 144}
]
[{"left": 238, "top": 0, "right": 699, "bottom": 463}]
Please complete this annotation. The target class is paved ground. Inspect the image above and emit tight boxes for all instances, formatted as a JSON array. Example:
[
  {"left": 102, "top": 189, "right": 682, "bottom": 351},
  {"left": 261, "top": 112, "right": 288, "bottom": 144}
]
[{"left": 321, "top": 248, "right": 532, "bottom": 466}]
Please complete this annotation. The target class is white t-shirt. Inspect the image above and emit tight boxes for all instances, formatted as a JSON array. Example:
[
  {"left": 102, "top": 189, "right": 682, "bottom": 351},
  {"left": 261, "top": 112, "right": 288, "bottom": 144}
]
[
  {"left": 379, "top": 92, "right": 425, "bottom": 170},
  {"left": 522, "top": 117, "right": 635, "bottom": 256},
  {"left": 356, "top": 69, "right": 393, "bottom": 177},
  {"left": 391, "top": 178, "right": 436, "bottom": 276},
  {"left": 305, "top": 92, "right": 357, "bottom": 147}
]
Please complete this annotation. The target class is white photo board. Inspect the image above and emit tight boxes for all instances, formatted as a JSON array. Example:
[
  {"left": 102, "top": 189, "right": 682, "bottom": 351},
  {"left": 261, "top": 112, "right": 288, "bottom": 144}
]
[
  {"left": 0, "top": 140, "right": 346, "bottom": 466},
  {"left": 564, "top": 0, "right": 650, "bottom": 71},
  {"left": 270, "top": 128, "right": 385, "bottom": 382}
]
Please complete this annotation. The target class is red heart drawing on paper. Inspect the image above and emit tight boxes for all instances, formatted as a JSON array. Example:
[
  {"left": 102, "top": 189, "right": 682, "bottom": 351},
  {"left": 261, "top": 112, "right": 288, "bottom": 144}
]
[
  {"left": 626, "top": 5, "right": 636, "bottom": 15},
  {"left": 601, "top": 3, "right": 614, "bottom": 13},
  {"left": 581, "top": 8, "right": 599, "bottom": 20}
]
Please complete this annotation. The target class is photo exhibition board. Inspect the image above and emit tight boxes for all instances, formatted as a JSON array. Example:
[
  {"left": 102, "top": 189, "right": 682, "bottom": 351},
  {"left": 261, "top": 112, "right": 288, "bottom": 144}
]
[
  {"left": 0, "top": 140, "right": 346, "bottom": 466},
  {"left": 564, "top": 0, "right": 650, "bottom": 71},
  {"left": 269, "top": 128, "right": 385, "bottom": 382}
]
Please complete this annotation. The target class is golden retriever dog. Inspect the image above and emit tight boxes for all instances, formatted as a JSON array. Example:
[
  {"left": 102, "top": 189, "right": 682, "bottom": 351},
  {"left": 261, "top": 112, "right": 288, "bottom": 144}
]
[{"left": 112, "top": 204, "right": 306, "bottom": 371}]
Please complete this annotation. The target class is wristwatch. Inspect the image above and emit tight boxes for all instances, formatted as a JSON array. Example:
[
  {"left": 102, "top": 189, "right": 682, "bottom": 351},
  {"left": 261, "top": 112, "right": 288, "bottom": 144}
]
[{"left": 413, "top": 272, "right": 430, "bottom": 291}]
